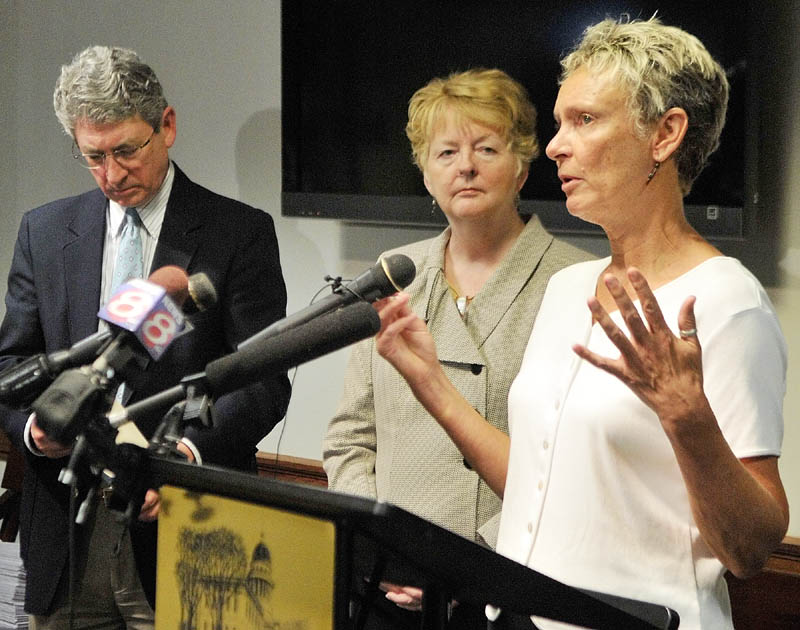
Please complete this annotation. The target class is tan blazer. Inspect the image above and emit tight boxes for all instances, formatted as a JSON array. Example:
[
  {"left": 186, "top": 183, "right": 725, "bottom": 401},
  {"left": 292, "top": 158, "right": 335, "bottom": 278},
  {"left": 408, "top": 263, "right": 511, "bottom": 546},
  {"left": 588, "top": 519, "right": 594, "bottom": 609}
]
[{"left": 323, "top": 216, "right": 593, "bottom": 547}]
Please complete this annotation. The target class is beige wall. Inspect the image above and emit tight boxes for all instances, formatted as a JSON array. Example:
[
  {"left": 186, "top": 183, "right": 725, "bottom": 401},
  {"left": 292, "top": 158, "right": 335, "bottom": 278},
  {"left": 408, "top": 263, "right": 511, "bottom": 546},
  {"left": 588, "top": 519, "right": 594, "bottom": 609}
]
[
  {"left": 0, "top": 1, "right": 798, "bottom": 535},
  {"left": 772, "top": 18, "right": 800, "bottom": 533}
]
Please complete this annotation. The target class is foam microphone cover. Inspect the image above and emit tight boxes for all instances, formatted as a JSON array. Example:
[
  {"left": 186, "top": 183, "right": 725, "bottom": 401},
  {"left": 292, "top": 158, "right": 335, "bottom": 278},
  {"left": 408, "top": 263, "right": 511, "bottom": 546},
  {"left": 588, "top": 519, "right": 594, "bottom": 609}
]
[
  {"left": 186, "top": 272, "right": 218, "bottom": 312},
  {"left": 205, "top": 301, "right": 380, "bottom": 397},
  {"left": 147, "top": 265, "right": 190, "bottom": 307}
]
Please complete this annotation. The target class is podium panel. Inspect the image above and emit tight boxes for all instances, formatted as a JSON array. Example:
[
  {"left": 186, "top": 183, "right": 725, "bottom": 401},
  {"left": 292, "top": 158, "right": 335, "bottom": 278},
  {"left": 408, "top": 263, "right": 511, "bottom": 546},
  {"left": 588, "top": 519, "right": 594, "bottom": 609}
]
[
  {"left": 148, "top": 457, "right": 679, "bottom": 630},
  {"left": 156, "top": 485, "right": 336, "bottom": 629}
]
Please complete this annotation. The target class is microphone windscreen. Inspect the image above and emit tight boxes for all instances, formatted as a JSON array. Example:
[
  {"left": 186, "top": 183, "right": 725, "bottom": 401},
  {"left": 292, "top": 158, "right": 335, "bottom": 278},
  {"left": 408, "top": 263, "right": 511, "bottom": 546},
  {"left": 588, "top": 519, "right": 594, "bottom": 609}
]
[
  {"left": 187, "top": 272, "right": 218, "bottom": 313},
  {"left": 147, "top": 265, "right": 190, "bottom": 307},
  {"left": 205, "top": 301, "right": 380, "bottom": 397},
  {"left": 381, "top": 254, "right": 416, "bottom": 292}
]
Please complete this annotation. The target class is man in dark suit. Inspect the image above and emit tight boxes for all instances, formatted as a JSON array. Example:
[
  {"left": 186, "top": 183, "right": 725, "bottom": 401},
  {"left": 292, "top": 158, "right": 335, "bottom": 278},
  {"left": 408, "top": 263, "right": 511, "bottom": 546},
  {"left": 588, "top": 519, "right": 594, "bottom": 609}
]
[{"left": 0, "top": 46, "right": 291, "bottom": 628}]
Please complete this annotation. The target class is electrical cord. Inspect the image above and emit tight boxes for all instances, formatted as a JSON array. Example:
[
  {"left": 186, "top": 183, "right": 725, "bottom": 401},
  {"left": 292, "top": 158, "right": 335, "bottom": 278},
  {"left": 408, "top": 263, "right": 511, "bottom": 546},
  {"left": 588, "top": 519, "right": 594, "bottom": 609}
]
[{"left": 272, "top": 275, "right": 352, "bottom": 470}]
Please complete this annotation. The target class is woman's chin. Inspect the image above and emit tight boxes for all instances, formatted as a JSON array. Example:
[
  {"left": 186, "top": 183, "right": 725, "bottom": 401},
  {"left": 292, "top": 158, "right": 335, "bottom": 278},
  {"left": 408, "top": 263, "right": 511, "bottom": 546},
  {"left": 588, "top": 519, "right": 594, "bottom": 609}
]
[
  {"left": 564, "top": 197, "right": 582, "bottom": 218},
  {"left": 563, "top": 198, "right": 602, "bottom": 228}
]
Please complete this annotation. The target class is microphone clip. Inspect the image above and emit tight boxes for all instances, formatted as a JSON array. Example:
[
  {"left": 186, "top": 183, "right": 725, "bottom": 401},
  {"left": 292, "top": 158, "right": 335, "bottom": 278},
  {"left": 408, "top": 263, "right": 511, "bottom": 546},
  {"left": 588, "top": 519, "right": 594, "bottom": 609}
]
[
  {"left": 323, "top": 274, "right": 344, "bottom": 291},
  {"left": 148, "top": 384, "right": 215, "bottom": 459},
  {"left": 324, "top": 274, "right": 367, "bottom": 302}
]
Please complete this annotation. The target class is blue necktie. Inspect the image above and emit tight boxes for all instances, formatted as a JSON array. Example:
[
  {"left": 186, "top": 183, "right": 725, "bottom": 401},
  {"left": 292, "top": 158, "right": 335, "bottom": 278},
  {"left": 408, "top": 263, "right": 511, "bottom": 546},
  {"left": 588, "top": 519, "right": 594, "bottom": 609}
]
[
  {"left": 111, "top": 207, "right": 144, "bottom": 293},
  {"left": 111, "top": 208, "right": 143, "bottom": 404}
]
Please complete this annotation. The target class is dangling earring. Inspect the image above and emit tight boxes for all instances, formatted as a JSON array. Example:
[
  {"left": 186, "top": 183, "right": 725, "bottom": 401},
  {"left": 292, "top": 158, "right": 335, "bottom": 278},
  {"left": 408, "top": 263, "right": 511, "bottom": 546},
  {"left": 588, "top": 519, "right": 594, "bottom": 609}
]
[
  {"left": 647, "top": 161, "right": 661, "bottom": 183},
  {"left": 431, "top": 197, "right": 438, "bottom": 215},
  {"left": 514, "top": 192, "right": 521, "bottom": 209}
]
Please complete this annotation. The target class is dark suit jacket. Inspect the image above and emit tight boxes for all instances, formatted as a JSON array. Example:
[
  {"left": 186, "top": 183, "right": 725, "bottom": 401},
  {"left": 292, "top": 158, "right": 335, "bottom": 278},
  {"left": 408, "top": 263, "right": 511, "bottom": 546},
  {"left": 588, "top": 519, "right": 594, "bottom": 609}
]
[{"left": 0, "top": 164, "right": 291, "bottom": 614}]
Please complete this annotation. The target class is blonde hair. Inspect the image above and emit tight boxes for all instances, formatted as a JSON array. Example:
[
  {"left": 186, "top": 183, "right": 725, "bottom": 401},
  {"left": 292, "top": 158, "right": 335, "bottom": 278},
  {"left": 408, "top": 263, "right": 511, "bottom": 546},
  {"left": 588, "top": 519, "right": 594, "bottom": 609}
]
[
  {"left": 405, "top": 68, "right": 538, "bottom": 176},
  {"left": 561, "top": 17, "right": 729, "bottom": 195}
]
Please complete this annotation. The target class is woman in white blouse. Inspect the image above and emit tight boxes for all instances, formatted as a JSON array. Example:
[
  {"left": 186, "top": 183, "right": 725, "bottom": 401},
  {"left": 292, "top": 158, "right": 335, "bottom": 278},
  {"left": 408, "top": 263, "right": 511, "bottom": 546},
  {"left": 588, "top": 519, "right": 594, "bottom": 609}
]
[{"left": 372, "top": 16, "right": 789, "bottom": 630}]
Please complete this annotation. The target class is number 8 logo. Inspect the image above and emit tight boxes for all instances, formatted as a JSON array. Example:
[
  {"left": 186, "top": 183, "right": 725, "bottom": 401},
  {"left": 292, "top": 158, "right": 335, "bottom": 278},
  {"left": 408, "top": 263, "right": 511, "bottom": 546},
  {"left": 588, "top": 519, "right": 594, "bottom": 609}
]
[
  {"left": 143, "top": 311, "right": 178, "bottom": 347},
  {"left": 106, "top": 289, "right": 153, "bottom": 323}
]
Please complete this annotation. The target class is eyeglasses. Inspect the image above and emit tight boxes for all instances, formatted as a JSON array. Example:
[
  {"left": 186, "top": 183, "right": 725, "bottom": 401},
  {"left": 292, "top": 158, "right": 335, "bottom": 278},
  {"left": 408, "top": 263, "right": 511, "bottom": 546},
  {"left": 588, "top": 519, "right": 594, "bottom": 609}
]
[{"left": 71, "top": 129, "right": 155, "bottom": 170}]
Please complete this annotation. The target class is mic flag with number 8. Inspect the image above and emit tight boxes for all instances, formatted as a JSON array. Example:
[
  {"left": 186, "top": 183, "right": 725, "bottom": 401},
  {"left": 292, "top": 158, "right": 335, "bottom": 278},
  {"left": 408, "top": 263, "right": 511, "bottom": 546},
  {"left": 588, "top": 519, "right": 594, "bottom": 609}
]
[{"left": 98, "top": 278, "right": 185, "bottom": 360}]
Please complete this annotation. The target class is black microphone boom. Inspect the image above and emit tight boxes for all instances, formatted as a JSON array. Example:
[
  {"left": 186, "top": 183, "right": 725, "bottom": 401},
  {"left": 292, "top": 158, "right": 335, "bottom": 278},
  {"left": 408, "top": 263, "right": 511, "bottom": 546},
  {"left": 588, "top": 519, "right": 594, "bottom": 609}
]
[
  {"left": 237, "top": 253, "right": 414, "bottom": 350},
  {"left": 0, "top": 267, "right": 219, "bottom": 410},
  {"left": 208, "top": 300, "right": 380, "bottom": 395},
  {"left": 108, "top": 300, "right": 381, "bottom": 428},
  {"left": 0, "top": 330, "right": 113, "bottom": 408}
]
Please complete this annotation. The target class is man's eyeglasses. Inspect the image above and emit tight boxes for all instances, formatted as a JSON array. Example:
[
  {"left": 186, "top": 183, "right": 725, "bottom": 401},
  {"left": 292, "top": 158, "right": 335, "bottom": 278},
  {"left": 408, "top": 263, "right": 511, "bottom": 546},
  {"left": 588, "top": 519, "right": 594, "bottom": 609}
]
[{"left": 71, "top": 129, "right": 155, "bottom": 170}]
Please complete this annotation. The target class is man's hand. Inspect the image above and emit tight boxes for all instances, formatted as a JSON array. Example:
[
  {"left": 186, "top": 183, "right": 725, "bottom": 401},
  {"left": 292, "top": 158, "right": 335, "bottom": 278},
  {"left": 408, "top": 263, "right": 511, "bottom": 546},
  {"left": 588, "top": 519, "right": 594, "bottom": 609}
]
[
  {"left": 30, "top": 417, "right": 73, "bottom": 458},
  {"left": 380, "top": 582, "right": 423, "bottom": 611},
  {"left": 138, "top": 441, "right": 195, "bottom": 521}
]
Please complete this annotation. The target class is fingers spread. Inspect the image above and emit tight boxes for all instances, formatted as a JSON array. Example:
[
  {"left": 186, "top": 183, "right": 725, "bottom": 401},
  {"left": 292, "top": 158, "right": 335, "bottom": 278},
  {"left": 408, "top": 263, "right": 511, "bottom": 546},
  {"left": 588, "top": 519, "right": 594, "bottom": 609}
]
[
  {"left": 587, "top": 295, "right": 638, "bottom": 365},
  {"left": 603, "top": 274, "right": 650, "bottom": 343},
  {"left": 627, "top": 268, "right": 670, "bottom": 339}
]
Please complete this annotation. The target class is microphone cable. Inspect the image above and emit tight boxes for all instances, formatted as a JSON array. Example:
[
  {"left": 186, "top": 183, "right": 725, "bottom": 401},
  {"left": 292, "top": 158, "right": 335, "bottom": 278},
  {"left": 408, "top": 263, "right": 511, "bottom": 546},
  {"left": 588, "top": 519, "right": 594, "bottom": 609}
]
[{"left": 271, "top": 274, "right": 357, "bottom": 472}]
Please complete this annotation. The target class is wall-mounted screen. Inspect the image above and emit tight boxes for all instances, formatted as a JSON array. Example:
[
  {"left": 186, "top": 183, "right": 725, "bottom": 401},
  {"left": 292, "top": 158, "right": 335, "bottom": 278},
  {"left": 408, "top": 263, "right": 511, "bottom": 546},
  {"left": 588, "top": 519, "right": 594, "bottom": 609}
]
[{"left": 282, "top": 1, "right": 755, "bottom": 238}]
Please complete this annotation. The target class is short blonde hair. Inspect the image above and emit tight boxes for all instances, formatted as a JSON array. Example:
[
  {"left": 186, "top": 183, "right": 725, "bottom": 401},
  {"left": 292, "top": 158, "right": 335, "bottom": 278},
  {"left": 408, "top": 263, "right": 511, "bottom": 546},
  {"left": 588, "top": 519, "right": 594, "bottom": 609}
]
[
  {"left": 405, "top": 68, "right": 538, "bottom": 176},
  {"left": 561, "top": 17, "right": 729, "bottom": 195}
]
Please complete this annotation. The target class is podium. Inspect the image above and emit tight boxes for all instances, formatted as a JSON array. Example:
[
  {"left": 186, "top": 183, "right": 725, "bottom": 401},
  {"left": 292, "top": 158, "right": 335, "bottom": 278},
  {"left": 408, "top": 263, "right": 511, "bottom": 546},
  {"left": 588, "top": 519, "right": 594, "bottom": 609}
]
[{"left": 148, "top": 456, "right": 679, "bottom": 629}]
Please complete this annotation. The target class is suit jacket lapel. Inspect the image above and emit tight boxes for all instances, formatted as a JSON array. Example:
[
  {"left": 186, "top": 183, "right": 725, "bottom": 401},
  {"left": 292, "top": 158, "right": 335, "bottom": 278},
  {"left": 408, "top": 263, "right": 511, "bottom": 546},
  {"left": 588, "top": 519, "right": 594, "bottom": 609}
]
[
  {"left": 151, "top": 165, "right": 203, "bottom": 273},
  {"left": 63, "top": 190, "right": 106, "bottom": 342},
  {"left": 466, "top": 215, "right": 553, "bottom": 348},
  {"left": 426, "top": 216, "right": 554, "bottom": 366},
  {"left": 412, "top": 230, "right": 485, "bottom": 367},
  {"left": 426, "top": 272, "right": 485, "bottom": 366}
]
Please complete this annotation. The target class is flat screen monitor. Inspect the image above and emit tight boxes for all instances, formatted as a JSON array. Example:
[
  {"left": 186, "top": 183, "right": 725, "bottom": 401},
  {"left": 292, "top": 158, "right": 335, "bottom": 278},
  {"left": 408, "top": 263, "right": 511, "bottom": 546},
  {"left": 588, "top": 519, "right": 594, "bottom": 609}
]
[{"left": 281, "top": 1, "right": 756, "bottom": 238}]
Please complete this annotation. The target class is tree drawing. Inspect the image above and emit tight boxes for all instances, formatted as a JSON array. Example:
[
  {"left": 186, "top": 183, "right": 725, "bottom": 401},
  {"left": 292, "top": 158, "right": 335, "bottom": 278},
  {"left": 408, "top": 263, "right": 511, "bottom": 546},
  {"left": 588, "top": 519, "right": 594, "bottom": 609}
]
[
  {"left": 176, "top": 529, "right": 205, "bottom": 630},
  {"left": 174, "top": 527, "right": 247, "bottom": 630},
  {"left": 199, "top": 528, "right": 248, "bottom": 630}
]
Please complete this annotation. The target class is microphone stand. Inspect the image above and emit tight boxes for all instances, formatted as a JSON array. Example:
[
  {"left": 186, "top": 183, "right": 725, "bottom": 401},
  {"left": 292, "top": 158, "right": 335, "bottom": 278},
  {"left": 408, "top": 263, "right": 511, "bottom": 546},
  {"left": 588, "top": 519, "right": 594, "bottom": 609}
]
[
  {"left": 147, "top": 386, "right": 214, "bottom": 458},
  {"left": 60, "top": 384, "right": 210, "bottom": 525}
]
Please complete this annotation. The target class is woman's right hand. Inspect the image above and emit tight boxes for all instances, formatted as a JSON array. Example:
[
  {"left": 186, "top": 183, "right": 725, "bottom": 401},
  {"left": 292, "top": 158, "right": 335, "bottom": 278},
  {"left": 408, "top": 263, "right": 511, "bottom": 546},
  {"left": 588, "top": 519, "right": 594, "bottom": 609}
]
[
  {"left": 376, "top": 292, "right": 511, "bottom": 497},
  {"left": 374, "top": 293, "right": 439, "bottom": 389}
]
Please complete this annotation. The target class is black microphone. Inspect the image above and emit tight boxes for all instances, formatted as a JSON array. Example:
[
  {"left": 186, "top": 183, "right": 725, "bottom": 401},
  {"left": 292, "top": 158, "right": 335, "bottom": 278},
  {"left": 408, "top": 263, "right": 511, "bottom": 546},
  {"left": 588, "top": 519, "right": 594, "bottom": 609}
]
[
  {"left": 237, "top": 253, "right": 414, "bottom": 350},
  {"left": 0, "top": 330, "right": 113, "bottom": 408},
  {"left": 32, "top": 267, "right": 201, "bottom": 444},
  {"left": 107, "top": 300, "right": 381, "bottom": 428},
  {"left": 0, "top": 268, "right": 218, "bottom": 410}
]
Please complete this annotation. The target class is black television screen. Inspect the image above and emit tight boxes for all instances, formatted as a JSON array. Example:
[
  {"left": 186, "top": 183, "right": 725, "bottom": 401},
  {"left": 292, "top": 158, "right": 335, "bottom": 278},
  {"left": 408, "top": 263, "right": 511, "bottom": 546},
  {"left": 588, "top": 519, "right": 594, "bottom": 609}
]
[{"left": 282, "top": 1, "right": 755, "bottom": 238}]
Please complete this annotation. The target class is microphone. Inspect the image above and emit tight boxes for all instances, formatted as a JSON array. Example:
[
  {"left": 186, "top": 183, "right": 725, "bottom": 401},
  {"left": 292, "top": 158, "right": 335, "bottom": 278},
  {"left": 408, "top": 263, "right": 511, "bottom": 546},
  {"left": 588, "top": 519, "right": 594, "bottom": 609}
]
[
  {"left": 107, "top": 300, "right": 381, "bottom": 428},
  {"left": 31, "top": 267, "right": 201, "bottom": 444},
  {"left": 0, "top": 267, "right": 217, "bottom": 409},
  {"left": 149, "top": 266, "right": 218, "bottom": 315},
  {"left": 186, "top": 272, "right": 217, "bottom": 314},
  {"left": 237, "top": 253, "right": 414, "bottom": 350},
  {"left": 97, "top": 269, "right": 188, "bottom": 364},
  {"left": 0, "top": 330, "right": 113, "bottom": 408}
]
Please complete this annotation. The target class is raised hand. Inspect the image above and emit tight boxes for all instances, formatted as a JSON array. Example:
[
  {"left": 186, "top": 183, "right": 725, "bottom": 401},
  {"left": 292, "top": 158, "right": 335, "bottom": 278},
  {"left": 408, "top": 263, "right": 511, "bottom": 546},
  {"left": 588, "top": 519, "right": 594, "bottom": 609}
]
[
  {"left": 374, "top": 292, "right": 511, "bottom": 496},
  {"left": 572, "top": 267, "right": 707, "bottom": 428},
  {"left": 374, "top": 293, "right": 440, "bottom": 390}
]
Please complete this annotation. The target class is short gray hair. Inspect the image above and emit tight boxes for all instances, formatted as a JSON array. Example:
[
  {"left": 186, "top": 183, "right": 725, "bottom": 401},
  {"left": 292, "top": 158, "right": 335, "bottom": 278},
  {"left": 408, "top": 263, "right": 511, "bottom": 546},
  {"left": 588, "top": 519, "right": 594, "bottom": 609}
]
[
  {"left": 53, "top": 45, "right": 168, "bottom": 137},
  {"left": 560, "top": 17, "right": 729, "bottom": 195}
]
